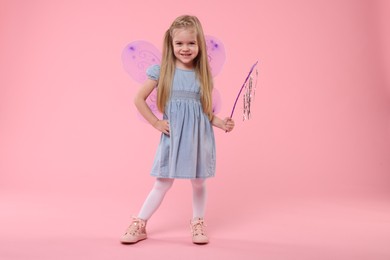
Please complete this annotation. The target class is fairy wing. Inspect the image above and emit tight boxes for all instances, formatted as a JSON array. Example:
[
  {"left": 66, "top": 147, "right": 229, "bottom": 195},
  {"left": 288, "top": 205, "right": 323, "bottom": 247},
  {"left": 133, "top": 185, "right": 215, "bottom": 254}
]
[
  {"left": 121, "top": 40, "right": 162, "bottom": 120},
  {"left": 205, "top": 35, "right": 225, "bottom": 114},
  {"left": 205, "top": 35, "right": 226, "bottom": 77},
  {"left": 121, "top": 40, "right": 161, "bottom": 83}
]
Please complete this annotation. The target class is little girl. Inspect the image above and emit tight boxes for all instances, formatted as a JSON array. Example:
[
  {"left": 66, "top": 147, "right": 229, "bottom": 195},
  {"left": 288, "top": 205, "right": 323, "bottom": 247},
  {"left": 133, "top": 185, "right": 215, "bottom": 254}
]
[{"left": 121, "top": 15, "right": 235, "bottom": 245}]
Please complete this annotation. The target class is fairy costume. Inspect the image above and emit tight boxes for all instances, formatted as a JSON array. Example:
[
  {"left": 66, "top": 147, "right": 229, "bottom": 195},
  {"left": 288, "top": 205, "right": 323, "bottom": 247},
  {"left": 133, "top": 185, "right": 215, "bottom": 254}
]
[{"left": 147, "top": 65, "right": 216, "bottom": 179}]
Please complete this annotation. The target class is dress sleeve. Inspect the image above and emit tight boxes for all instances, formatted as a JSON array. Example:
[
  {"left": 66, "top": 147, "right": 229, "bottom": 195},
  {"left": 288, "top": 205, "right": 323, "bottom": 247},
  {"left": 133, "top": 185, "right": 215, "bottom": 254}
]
[{"left": 146, "top": 64, "right": 160, "bottom": 81}]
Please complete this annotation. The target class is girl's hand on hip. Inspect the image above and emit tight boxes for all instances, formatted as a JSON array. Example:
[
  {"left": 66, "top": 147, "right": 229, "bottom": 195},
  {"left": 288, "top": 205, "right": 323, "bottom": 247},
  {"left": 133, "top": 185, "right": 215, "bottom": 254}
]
[{"left": 153, "top": 120, "right": 170, "bottom": 136}]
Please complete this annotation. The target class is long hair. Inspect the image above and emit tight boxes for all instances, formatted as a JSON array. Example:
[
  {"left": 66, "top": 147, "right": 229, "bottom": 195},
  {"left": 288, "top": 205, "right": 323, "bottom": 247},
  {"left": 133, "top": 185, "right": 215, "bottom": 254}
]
[{"left": 157, "top": 15, "right": 214, "bottom": 120}]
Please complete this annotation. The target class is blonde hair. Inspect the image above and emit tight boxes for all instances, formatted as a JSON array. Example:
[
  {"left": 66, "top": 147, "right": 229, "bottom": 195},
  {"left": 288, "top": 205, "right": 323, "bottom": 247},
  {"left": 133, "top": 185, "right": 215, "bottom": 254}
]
[{"left": 157, "top": 15, "right": 214, "bottom": 120}]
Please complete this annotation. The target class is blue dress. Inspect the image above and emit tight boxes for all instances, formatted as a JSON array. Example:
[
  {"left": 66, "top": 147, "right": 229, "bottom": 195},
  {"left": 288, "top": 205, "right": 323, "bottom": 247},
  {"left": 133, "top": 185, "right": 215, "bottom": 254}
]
[{"left": 146, "top": 65, "right": 216, "bottom": 179}]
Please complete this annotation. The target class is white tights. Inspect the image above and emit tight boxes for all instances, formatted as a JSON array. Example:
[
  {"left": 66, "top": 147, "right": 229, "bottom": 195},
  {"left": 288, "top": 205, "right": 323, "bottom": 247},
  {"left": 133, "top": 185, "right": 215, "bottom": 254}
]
[{"left": 137, "top": 178, "right": 207, "bottom": 220}]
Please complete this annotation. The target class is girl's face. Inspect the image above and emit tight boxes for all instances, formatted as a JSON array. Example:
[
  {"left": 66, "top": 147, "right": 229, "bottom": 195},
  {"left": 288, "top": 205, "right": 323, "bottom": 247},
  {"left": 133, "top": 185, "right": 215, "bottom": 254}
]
[{"left": 172, "top": 28, "right": 199, "bottom": 70}]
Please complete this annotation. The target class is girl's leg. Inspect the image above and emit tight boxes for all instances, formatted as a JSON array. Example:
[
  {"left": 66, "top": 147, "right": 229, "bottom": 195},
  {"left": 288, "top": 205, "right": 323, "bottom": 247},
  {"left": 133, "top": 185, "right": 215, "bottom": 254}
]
[
  {"left": 191, "top": 178, "right": 207, "bottom": 218},
  {"left": 190, "top": 178, "right": 209, "bottom": 244},
  {"left": 121, "top": 178, "right": 174, "bottom": 244},
  {"left": 137, "top": 178, "right": 174, "bottom": 220}
]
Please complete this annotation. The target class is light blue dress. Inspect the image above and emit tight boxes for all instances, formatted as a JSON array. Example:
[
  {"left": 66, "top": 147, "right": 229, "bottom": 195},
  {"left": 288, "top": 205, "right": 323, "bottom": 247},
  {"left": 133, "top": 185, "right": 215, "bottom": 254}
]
[{"left": 147, "top": 65, "right": 216, "bottom": 179}]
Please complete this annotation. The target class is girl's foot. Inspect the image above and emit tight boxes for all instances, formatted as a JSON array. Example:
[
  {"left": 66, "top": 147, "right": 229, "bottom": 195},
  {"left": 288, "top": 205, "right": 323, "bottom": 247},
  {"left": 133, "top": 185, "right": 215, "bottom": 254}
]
[
  {"left": 120, "top": 217, "right": 147, "bottom": 244},
  {"left": 190, "top": 217, "right": 209, "bottom": 244}
]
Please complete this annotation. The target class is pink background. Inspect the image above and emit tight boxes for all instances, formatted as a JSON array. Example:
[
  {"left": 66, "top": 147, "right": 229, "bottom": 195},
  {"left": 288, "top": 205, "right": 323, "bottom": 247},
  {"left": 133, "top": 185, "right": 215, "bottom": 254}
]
[{"left": 1, "top": 0, "right": 390, "bottom": 259}]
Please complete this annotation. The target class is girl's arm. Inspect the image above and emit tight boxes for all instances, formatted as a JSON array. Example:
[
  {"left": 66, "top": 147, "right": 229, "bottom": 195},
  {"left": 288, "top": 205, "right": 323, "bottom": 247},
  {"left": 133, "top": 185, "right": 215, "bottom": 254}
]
[
  {"left": 134, "top": 79, "right": 170, "bottom": 135},
  {"left": 211, "top": 115, "right": 235, "bottom": 132}
]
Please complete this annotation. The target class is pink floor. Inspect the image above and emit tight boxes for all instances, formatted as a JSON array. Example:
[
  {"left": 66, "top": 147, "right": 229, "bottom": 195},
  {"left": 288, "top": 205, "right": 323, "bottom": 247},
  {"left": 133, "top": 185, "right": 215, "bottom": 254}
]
[{"left": 1, "top": 189, "right": 389, "bottom": 260}]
